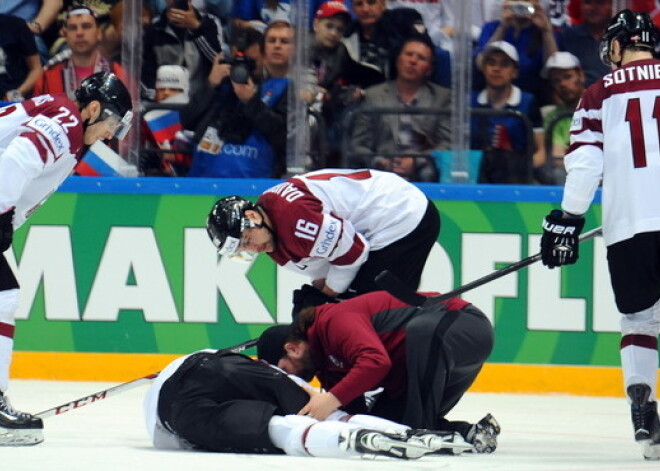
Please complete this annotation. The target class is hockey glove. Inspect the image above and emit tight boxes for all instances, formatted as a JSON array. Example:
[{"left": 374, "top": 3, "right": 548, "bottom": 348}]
[
  {"left": 540, "top": 209, "right": 585, "bottom": 268},
  {"left": 292, "top": 284, "right": 339, "bottom": 321},
  {"left": 0, "top": 208, "right": 14, "bottom": 252}
]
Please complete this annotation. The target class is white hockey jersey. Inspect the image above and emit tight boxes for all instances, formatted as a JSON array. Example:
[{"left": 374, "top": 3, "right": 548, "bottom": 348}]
[
  {"left": 0, "top": 94, "right": 84, "bottom": 228},
  {"left": 563, "top": 58, "right": 660, "bottom": 246},
  {"left": 258, "top": 169, "right": 429, "bottom": 293}
]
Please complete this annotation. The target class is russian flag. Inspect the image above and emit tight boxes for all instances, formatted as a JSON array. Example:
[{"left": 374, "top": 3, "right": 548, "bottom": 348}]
[
  {"left": 144, "top": 109, "right": 182, "bottom": 145},
  {"left": 77, "top": 141, "right": 138, "bottom": 177}
]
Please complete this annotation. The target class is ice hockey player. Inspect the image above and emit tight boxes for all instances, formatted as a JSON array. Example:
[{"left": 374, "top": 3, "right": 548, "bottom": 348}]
[
  {"left": 206, "top": 168, "right": 440, "bottom": 313},
  {"left": 539, "top": 10, "right": 660, "bottom": 460},
  {"left": 0, "top": 71, "right": 133, "bottom": 446},
  {"left": 144, "top": 349, "right": 473, "bottom": 458}
]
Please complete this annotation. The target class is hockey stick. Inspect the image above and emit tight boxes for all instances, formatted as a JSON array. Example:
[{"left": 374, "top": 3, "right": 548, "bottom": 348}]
[
  {"left": 35, "top": 337, "right": 259, "bottom": 419},
  {"left": 376, "top": 226, "right": 603, "bottom": 307}
]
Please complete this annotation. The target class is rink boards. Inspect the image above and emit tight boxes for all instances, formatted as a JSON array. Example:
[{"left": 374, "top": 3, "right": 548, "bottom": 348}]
[{"left": 8, "top": 177, "right": 628, "bottom": 396}]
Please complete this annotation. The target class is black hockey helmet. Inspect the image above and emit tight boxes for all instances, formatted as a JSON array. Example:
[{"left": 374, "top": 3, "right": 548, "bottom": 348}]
[
  {"left": 600, "top": 9, "right": 659, "bottom": 65},
  {"left": 74, "top": 71, "right": 133, "bottom": 139},
  {"left": 206, "top": 196, "right": 256, "bottom": 256}
]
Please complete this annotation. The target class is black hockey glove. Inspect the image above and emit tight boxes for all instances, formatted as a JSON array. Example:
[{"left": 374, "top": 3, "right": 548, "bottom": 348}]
[
  {"left": 292, "top": 284, "right": 339, "bottom": 321},
  {"left": 0, "top": 209, "right": 14, "bottom": 253},
  {"left": 540, "top": 209, "right": 585, "bottom": 268}
]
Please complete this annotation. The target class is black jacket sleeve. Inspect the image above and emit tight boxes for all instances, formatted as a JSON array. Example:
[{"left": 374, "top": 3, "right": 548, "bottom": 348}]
[{"left": 242, "top": 85, "right": 288, "bottom": 177}]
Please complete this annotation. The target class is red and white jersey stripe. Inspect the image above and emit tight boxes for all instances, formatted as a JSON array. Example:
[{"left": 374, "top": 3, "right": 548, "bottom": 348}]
[
  {"left": 0, "top": 94, "right": 83, "bottom": 228},
  {"left": 258, "top": 169, "right": 429, "bottom": 293},
  {"left": 563, "top": 58, "right": 660, "bottom": 246}
]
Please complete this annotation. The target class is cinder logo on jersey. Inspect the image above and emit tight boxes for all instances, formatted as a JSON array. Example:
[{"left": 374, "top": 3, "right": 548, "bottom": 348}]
[
  {"left": 26, "top": 115, "right": 68, "bottom": 156},
  {"left": 312, "top": 216, "right": 339, "bottom": 256}
]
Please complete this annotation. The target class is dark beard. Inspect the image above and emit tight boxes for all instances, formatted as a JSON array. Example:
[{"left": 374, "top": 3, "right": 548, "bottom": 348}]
[{"left": 297, "top": 351, "right": 318, "bottom": 383}]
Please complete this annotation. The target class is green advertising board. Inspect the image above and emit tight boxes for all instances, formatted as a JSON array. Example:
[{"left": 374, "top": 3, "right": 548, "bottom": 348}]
[{"left": 10, "top": 178, "right": 619, "bottom": 369}]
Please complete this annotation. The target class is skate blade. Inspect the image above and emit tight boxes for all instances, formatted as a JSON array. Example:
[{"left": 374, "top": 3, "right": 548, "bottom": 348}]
[
  {"left": 446, "top": 440, "right": 476, "bottom": 452},
  {"left": 0, "top": 427, "right": 44, "bottom": 446},
  {"left": 642, "top": 441, "right": 660, "bottom": 460},
  {"left": 372, "top": 436, "right": 431, "bottom": 460}
]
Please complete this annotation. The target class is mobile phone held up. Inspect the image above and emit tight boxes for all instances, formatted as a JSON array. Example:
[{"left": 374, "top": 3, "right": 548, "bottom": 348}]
[{"left": 508, "top": 1, "right": 535, "bottom": 18}]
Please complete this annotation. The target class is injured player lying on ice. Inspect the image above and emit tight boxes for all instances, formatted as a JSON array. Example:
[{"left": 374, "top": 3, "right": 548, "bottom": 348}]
[{"left": 143, "top": 350, "right": 480, "bottom": 459}]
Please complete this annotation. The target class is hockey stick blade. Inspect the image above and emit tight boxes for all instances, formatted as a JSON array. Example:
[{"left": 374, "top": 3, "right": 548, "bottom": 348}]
[
  {"left": 377, "top": 226, "right": 603, "bottom": 307},
  {"left": 35, "top": 337, "right": 259, "bottom": 419}
]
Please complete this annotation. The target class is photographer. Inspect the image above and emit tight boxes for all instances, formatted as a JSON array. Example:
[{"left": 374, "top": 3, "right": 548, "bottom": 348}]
[
  {"left": 142, "top": 0, "right": 225, "bottom": 101},
  {"left": 181, "top": 23, "right": 291, "bottom": 178},
  {"left": 475, "top": 0, "right": 559, "bottom": 105}
]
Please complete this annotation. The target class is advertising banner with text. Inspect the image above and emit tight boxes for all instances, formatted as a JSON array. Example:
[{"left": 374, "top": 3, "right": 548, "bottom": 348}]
[{"left": 10, "top": 179, "right": 618, "bottom": 368}]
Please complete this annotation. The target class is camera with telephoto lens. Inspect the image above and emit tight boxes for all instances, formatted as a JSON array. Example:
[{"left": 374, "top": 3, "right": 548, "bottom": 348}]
[
  {"left": 221, "top": 33, "right": 257, "bottom": 85},
  {"left": 508, "top": 1, "right": 535, "bottom": 18}
]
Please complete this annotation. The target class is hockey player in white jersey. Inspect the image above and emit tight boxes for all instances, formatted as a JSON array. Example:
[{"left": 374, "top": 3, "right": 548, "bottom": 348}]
[
  {"left": 539, "top": 10, "right": 660, "bottom": 460},
  {"left": 0, "top": 71, "right": 133, "bottom": 446},
  {"left": 207, "top": 169, "right": 440, "bottom": 313}
]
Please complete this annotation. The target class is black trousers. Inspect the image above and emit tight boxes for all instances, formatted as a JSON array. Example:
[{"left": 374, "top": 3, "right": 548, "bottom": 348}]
[
  {"left": 607, "top": 231, "right": 660, "bottom": 313},
  {"left": 0, "top": 254, "right": 18, "bottom": 291},
  {"left": 370, "top": 304, "right": 494, "bottom": 431},
  {"left": 158, "top": 352, "right": 309, "bottom": 453},
  {"left": 350, "top": 199, "right": 441, "bottom": 295}
]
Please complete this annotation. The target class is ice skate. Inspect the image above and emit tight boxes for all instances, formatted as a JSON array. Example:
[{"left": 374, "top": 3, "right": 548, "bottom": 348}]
[
  {"left": 405, "top": 429, "right": 474, "bottom": 455},
  {"left": 627, "top": 384, "right": 660, "bottom": 460},
  {"left": 465, "top": 413, "right": 500, "bottom": 453},
  {"left": 340, "top": 428, "right": 434, "bottom": 459},
  {"left": 0, "top": 391, "right": 43, "bottom": 446}
]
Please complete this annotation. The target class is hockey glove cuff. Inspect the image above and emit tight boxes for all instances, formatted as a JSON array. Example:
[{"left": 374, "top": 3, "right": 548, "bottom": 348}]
[
  {"left": 0, "top": 208, "right": 15, "bottom": 253},
  {"left": 540, "top": 209, "right": 585, "bottom": 268}
]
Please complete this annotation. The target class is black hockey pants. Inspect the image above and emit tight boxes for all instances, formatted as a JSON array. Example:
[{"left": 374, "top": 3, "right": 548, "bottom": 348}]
[
  {"left": 158, "top": 352, "right": 309, "bottom": 453},
  {"left": 370, "top": 304, "right": 494, "bottom": 431}
]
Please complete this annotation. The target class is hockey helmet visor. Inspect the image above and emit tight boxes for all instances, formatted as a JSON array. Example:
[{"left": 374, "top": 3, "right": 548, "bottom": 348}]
[{"left": 99, "top": 107, "right": 133, "bottom": 140}]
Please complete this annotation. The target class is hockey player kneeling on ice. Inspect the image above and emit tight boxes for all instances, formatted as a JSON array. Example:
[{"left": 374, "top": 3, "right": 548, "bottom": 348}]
[
  {"left": 0, "top": 71, "right": 133, "bottom": 446},
  {"left": 143, "top": 350, "right": 473, "bottom": 458},
  {"left": 258, "top": 290, "right": 500, "bottom": 453}
]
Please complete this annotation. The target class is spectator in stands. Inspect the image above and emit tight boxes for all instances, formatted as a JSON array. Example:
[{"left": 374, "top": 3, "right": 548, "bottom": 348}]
[
  {"left": 309, "top": 1, "right": 384, "bottom": 167},
  {"left": 141, "top": 0, "right": 225, "bottom": 101},
  {"left": 232, "top": 0, "right": 293, "bottom": 32},
  {"left": 0, "top": 14, "right": 42, "bottom": 101},
  {"left": 471, "top": 41, "right": 545, "bottom": 183},
  {"left": 539, "top": 51, "right": 584, "bottom": 184},
  {"left": 181, "top": 22, "right": 291, "bottom": 178},
  {"left": 141, "top": 65, "right": 192, "bottom": 176},
  {"left": 232, "top": 0, "right": 329, "bottom": 33},
  {"left": 475, "top": 0, "right": 560, "bottom": 105},
  {"left": 387, "top": 0, "right": 456, "bottom": 51},
  {"left": 99, "top": 0, "right": 154, "bottom": 63},
  {"left": 262, "top": 20, "right": 294, "bottom": 79},
  {"left": 558, "top": 0, "right": 611, "bottom": 87},
  {"left": 477, "top": 0, "right": 572, "bottom": 29},
  {"left": 0, "top": 0, "right": 63, "bottom": 62},
  {"left": 349, "top": 35, "right": 450, "bottom": 182},
  {"left": 343, "top": 0, "right": 431, "bottom": 80},
  {"left": 33, "top": 6, "right": 126, "bottom": 100}
]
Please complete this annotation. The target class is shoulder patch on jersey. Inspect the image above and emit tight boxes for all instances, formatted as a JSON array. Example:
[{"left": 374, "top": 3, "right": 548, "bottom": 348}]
[{"left": 25, "top": 115, "right": 69, "bottom": 157}]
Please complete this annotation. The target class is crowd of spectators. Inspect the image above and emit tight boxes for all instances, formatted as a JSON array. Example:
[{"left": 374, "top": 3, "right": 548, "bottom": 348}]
[{"left": 0, "top": 0, "right": 656, "bottom": 183}]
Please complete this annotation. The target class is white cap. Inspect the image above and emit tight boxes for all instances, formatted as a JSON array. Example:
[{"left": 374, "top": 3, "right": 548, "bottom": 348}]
[
  {"left": 478, "top": 40, "right": 519, "bottom": 70},
  {"left": 155, "top": 65, "right": 190, "bottom": 95},
  {"left": 541, "top": 51, "right": 581, "bottom": 79}
]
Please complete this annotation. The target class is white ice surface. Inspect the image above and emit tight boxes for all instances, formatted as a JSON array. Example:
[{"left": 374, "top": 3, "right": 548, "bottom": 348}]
[{"left": 4, "top": 380, "right": 660, "bottom": 471}]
